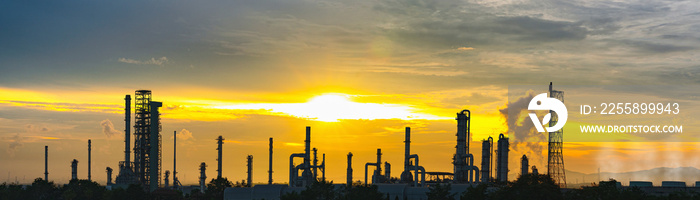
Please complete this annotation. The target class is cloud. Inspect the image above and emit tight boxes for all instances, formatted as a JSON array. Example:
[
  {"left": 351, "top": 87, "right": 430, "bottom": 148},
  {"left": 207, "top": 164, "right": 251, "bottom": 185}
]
[
  {"left": 100, "top": 119, "right": 122, "bottom": 138},
  {"left": 118, "top": 57, "right": 169, "bottom": 66},
  {"left": 457, "top": 47, "right": 474, "bottom": 51},
  {"left": 7, "top": 133, "right": 24, "bottom": 157},
  {"left": 177, "top": 129, "right": 194, "bottom": 141}
]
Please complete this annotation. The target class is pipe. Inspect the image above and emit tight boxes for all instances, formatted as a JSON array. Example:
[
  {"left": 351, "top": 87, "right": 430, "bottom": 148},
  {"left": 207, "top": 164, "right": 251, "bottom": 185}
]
[
  {"left": 124, "top": 95, "right": 131, "bottom": 165},
  {"left": 347, "top": 152, "right": 353, "bottom": 186},
  {"left": 408, "top": 154, "right": 423, "bottom": 186},
  {"left": 289, "top": 153, "right": 305, "bottom": 186},
  {"left": 268, "top": 137, "right": 273, "bottom": 185},
  {"left": 417, "top": 166, "right": 426, "bottom": 187},
  {"left": 44, "top": 146, "right": 48, "bottom": 181},
  {"left": 364, "top": 149, "right": 382, "bottom": 185},
  {"left": 465, "top": 154, "right": 479, "bottom": 183},
  {"left": 88, "top": 139, "right": 92, "bottom": 181},
  {"left": 364, "top": 163, "right": 379, "bottom": 186}
]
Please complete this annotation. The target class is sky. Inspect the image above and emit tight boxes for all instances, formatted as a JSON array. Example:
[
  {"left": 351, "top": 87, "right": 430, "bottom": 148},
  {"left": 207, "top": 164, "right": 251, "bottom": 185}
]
[{"left": 1, "top": 0, "right": 700, "bottom": 186}]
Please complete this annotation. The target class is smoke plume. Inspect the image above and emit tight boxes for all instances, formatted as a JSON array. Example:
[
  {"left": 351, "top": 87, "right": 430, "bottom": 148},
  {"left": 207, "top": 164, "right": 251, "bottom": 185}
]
[
  {"left": 499, "top": 90, "right": 547, "bottom": 167},
  {"left": 100, "top": 119, "right": 122, "bottom": 138}
]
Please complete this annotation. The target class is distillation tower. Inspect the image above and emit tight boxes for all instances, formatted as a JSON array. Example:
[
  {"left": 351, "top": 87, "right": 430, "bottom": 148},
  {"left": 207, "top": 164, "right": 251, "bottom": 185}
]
[{"left": 453, "top": 110, "right": 480, "bottom": 183}]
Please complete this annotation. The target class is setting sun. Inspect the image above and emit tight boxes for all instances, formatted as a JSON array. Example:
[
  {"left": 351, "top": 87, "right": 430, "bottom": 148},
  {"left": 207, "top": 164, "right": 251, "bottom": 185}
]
[{"left": 212, "top": 93, "right": 447, "bottom": 122}]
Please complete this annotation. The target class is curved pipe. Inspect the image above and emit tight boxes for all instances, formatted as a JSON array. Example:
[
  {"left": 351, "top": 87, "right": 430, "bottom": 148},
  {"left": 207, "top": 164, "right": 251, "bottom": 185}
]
[
  {"left": 289, "top": 153, "right": 305, "bottom": 186},
  {"left": 364, "top": 163, "right": 379, "bottom": 186},
  {"left": 417, "top": 166, "right": 426, "bottom": 187},
  {"left": 465, "top": 154, "right": 480, "bottom": 183}
]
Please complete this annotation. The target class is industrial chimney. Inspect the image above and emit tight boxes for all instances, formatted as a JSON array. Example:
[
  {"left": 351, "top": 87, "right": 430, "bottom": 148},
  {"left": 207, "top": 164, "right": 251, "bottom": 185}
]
[
  {"left": 521, "top": 155, "right": 529, "bottom": 177},
  {"left": 44, "top": 146, "right": 48, "bottom": 181},
  {"left": 401, "top": 127, "right": 411, "bottom": 183},
  {"left": 347, "top": 152, "right": 353, "bottom": 187},
  {"left": 247, "top": 155, "right": 253, "bottom": 187},
  {"left": 124, "top": 95, "right": 131, "bottom": 165},
  {"left": 268, "top": 137, "right": 273, "bottom": 185},
  {"left": 148, "top": 101, "right": 162, "bottom": 192},
  {"left": 88, "top": 140, "right": 92, "bottom": 181},
  {"left": 71, "top": 159, "right": 79, "bottom": 180},
  {"left": 304, "top": 126, "right": 311, "bottom": 184},
  {"left": 199, "top": 162, "right": 207, "bottom": 192},
  {"left": 217, "top": 135, "right": 224, "bottom": 179},
  {"left": 496, "top": 134, "right": 509, "bottom": 182},
  {"left": 106, "top": 167, "right": 113, "bottom": 185}
]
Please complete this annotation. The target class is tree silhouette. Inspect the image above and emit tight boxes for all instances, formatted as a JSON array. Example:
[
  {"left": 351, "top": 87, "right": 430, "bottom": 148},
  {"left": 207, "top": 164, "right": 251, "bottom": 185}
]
[{"left": 426, "top": 183, "right": 455, "bottom": 200}]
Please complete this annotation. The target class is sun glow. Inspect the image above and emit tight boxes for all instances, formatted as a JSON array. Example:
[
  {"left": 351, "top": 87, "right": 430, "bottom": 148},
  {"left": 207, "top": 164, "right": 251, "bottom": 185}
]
[{"left": 213, "top": 93, "right": 446, "bottom": 122}]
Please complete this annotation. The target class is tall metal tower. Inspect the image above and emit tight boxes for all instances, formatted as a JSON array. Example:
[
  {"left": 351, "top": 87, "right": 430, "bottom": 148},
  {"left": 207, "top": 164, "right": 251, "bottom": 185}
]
[
  {"left": 133, "top": 90, "right": 162, "bottom": 189},
  {"left": 547, "top": 82, "right": 566, "bottom": 187}
]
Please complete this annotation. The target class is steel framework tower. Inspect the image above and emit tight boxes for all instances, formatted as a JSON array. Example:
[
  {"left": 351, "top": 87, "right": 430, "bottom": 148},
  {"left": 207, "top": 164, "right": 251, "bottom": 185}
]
[
  {"left": 133, "top": 90, "right": 161, "bottom": 188},
  {"left": 547, "top": 82, "right": 566, "bottom": 187}
]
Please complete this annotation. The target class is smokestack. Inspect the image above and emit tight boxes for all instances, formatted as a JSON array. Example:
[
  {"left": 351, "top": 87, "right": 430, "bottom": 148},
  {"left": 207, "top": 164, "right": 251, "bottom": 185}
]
[
  {"left": 321, "top": 154, "right": 326, "bottom": 181},
  {"left": 304, "top": 126, "right": 311, "bottom": 174},
  {"left": 149, "top": 101, "right": 162, "bottom": 192},
  {"left": 173, "top": 131, "right": 178, "bottom": 189},
  {"left": 268, "top": 137, "right": 273, "bottom": 185},
  {"left": 124, "top": 95, "right": 131, "bottom": 164},
  {"left": 216, "top": 136, "right": 224, "bottom": 179},
  {"left": 373, "top": 148, "right": 382, "bottom": 184},
  {"left": 199, "top": 162, "right": 207, "bottom": 192},
  {"left": 496, "top": 134, "right": 509, "bottom": 182},
  {"left": 106, "top": 167, "right": 113, "bottom": 185},
  {"left": 347, "top": 152, "right": 353, "bottom": 187},
  {"left": 88, "top": 139, "right": 92, "bottom": 181},
  {"left": 521, "top": 155, "right": 529, "bottom": 177},
  {"left": 71, "top": 159, "right": 78, "bottom": 180},
  {"left": 247, "top": 155, "right": 253, "bottom": 187},
  {"left": 404, "top": 127, "right": 410, "bottom": 172},
  {"left": 44, "top": 146, "right": 48, "bottom": 181}
]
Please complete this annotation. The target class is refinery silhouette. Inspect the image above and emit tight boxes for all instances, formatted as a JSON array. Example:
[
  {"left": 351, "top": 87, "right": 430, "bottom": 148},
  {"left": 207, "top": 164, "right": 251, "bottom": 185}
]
[{"left": 5, "top": 84, "right": 700, "bottom": 200}]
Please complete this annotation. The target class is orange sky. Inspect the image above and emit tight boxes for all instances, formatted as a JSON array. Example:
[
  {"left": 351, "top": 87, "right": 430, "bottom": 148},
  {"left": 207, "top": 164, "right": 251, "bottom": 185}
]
[{"left": 2, "top": 0, "right": 700, "bottom": 187}]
